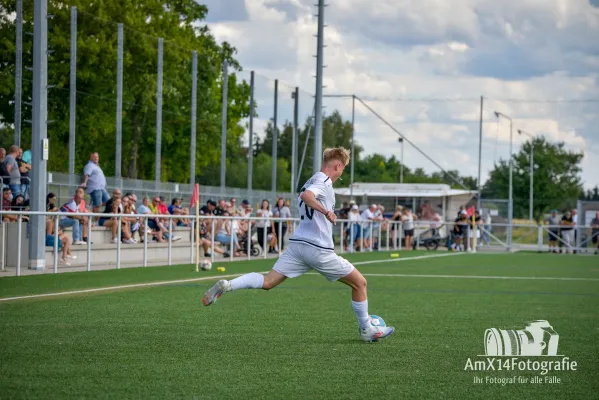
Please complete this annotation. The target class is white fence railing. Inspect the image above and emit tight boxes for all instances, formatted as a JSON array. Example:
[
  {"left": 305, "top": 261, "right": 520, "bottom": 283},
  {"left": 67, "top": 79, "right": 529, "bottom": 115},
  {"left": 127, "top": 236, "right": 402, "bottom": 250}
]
[{"left": 0, "top": 210, "right": 597, "bottom": 276}]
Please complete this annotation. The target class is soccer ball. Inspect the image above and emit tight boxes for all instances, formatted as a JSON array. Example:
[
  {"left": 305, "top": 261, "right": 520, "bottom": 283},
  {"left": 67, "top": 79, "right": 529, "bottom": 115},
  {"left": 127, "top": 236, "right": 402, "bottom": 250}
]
[
  {"left": 200, "top": 259, "right": 212, "bottom": 271},
  {"left": 369, "top": 315, "right": 386, "bottom": 328}
]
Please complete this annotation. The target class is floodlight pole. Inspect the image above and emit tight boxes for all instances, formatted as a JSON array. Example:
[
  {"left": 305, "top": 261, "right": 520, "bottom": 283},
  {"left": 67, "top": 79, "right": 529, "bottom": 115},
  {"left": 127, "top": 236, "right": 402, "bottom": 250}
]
[
  {"left": 398, "top": 137, "right": 404, "bottom": 183},
  {"left": 495, "top": 111, "right": 513, "bottom": 252},
  {"left": 518, "top": 129, "right": 535, "bottom": 222}
]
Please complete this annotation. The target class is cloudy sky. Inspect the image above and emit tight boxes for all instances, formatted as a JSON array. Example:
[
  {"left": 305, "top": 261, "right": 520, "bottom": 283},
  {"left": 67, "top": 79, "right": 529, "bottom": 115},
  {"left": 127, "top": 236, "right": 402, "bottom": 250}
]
[{"left": 201, "top": 0, "right": 599, "bottom": 190}]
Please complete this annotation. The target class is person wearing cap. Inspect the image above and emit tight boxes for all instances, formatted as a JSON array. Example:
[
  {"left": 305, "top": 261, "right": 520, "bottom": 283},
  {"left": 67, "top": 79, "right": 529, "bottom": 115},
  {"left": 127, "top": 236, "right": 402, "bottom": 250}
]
[{"left": 544, "top": 209, "right": 560, "bottom": 253}]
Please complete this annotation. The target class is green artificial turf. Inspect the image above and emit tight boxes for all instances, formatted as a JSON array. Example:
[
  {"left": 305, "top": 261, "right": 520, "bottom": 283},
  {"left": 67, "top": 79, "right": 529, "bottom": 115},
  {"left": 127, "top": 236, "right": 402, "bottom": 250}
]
[{"left": 0, "top": 252, "right": 598, "bottom": 399}]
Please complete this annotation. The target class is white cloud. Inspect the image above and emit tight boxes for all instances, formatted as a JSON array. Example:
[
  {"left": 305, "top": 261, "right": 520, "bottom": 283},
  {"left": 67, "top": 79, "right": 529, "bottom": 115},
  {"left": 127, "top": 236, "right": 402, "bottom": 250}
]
[{"left": 206, "top": 0, "right": 599, "bottom": 190}]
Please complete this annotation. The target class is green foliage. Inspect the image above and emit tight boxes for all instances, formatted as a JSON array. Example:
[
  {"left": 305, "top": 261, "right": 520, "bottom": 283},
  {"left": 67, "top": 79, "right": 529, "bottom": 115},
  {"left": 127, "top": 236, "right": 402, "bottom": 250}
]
[
  {"left": 481, "top": 137, "right": 584, "bottom": 219},
  {"left": 0, "top": 0, "right": 249, "bottom": 181}
]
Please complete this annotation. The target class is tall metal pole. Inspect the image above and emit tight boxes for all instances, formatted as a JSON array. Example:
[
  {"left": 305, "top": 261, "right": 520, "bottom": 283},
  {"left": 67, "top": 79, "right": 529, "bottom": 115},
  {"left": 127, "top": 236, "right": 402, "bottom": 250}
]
[
  {"left": 476, "top": 96, "right": 483, "bottom": 210},
  {"left": 190, "top": 50, "right": 197, "bottom": 185},
  {"left": 115, "top": 24, "right": 123, "bottom": 182},
  {"left": 29, "top": 0, "right": 48, "bottom": 270},
  {"left": 495, "top": 111, "right": 513, "bottom": 251},
  {"left": 399, "top": 138, "right": 404, "bottom": 183},
  {"left": 155, "top": 37, "right": 163, "bottom": 187},
  {"left": 272, "top": 79, "right": 278, "bottom": 193},
  {"left": 350, "top": 95, "right": 355, "bottom": 200},
  {"left": 220, "top": 59, "right": 228, "bottom": 190},
  {"left": 68, "top": 7, "right": 77, "bottom": 179},
  {"left": 312, "top": 0, "right": 325, "bottom": 172},
  {"left": 14, "top": 0, "right": 23, "bottom": 147},
  {"left": 291, "top": 87, "right": 299, "bottom": 195},
  {"left": 530, "top": 146, "right": 534, "bottom": 221},
  {"left": 247, "top": 71, "right": 254, "bottom": 191},
  {"left": 508, "top": 118, "right": 513, "bottom": 251}
]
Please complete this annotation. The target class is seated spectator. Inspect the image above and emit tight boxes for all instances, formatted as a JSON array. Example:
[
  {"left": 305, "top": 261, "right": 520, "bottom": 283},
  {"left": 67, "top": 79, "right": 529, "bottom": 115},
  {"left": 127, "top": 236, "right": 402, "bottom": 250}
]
[
  {"left": 215, "top": 211, "right": 243, "bottom": 257},
  {"left": 2, "top": 188, "right": 18, "bottom": 222},
  {"left": 168, "top": 198, "right": 190, "bottom": 226},
  {"left": 200, "top": 200, "right": 217, "bottom": 216},
  {"left": 120, "top": 196, "right": 137, "bottom": 244},
  {"left": 137, "top": 196, "right": 166, "bottom": 243},
  {"left": 46, "top": 192, "right": 59, "bottom": 212},
  {"left": 45, "top": 216, "right": 76, "bottom": 266},
  {"left": 11, "top": 194, "right": 29, "bottom": 222},
  {"left": 59, "top": 187, "right": 90, "bottom": 245}
]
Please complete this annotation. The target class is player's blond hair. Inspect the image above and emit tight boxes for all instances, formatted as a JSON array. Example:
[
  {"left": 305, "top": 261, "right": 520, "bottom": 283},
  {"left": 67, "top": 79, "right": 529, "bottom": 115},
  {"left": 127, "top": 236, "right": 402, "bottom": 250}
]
[{"left": 323, "top": 147, "right": 351, "bottom": 166}]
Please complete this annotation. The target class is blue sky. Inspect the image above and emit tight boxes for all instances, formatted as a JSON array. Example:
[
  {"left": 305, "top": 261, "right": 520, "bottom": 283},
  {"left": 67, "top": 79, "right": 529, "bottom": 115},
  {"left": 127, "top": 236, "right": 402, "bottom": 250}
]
[{"left": 201, "top": 0, "right": 599, "bottom": 190}]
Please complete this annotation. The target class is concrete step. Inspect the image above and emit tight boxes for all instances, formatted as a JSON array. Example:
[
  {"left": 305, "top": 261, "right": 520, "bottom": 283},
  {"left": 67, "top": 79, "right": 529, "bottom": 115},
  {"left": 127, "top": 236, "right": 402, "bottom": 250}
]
[{"left": 59, "top": 225, "right": 192, "bottom": 245}]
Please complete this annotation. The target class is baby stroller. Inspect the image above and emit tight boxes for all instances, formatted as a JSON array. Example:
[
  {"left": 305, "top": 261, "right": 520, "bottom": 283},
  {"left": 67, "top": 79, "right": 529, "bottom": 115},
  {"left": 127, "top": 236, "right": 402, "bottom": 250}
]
[{"left": 238, "top": 223, "right": 262, "bottom": 257}]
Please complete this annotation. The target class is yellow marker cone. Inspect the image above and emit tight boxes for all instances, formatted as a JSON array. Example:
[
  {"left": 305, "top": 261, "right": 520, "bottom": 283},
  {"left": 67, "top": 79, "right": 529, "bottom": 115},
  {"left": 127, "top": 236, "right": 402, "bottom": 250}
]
[{"left": 217, "top": 267, "right": 226, "bottom": 273}]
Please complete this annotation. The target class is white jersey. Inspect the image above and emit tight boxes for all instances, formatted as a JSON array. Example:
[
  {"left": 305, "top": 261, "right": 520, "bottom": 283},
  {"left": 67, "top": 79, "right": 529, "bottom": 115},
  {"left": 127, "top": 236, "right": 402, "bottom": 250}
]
[{"left": 289, "top": 172, "right": 335, "bottom": 250}]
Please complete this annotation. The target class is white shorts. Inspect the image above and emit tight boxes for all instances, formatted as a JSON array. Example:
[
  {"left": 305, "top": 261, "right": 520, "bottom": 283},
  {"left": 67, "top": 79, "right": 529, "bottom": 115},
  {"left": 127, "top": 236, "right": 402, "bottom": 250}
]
[
  {"left": 468, "top": 229, "right": 480, "bottom": 239},
  {"left": 272, "top": 241, "right": 355, "bottom": 282}
]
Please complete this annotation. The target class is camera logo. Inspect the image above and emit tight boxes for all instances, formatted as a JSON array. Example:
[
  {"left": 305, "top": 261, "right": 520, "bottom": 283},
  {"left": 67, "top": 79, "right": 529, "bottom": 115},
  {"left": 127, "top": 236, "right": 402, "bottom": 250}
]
[{"left": 484, "top": 320, "right": 559, "bottom": 356}]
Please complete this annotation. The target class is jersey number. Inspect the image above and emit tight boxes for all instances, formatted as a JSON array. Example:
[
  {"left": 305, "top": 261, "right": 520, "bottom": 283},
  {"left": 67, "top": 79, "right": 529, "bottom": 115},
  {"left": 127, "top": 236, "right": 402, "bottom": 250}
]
[{"left": 299, "top": 187, "right": 315, "bottom": 220}]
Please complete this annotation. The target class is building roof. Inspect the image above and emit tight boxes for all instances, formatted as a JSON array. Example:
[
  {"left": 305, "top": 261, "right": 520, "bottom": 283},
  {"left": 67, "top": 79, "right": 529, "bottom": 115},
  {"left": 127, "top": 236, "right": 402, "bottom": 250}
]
[{"left": 334, "top": 183, "right": 477, "bottom": 198}]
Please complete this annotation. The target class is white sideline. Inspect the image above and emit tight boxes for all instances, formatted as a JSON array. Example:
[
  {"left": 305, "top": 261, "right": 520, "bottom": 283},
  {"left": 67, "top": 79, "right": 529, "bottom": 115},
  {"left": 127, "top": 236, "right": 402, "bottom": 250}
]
[
  {"left": 308, "top": 273, "right": 599, "bottom": 282},
  {"left": 352, "top": 252, "right": 463, "bottom": 265},
  {"left": 0, "top": 273, "right": 263, "bottom": 302}
]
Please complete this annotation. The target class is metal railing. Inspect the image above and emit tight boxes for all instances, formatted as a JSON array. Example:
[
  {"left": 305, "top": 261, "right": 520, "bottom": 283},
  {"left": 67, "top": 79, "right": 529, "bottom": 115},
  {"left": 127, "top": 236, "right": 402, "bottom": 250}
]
[{"left": 0, "top": 211, "right": 596, "bottom": 276}]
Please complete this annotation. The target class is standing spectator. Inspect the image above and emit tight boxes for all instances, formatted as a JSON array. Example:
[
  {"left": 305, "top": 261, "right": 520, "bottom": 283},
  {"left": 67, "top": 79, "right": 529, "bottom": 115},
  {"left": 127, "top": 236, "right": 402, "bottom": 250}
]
[
  {"left": 481, "top": 212, "right": 492, "bottom": 246},
  {"left": 4, "top": 145, "right": 21, "bottom": 196},
  {"left": 544, "top": 210, "right": 560, "bottom": 253},
  {"left": 571, "top": 209, "right": 578, "bottom": 253},
  {"left": 256, "top": 199, "right": 276, "bottom": 254},
  {"left": 360, "top": 204, "right": 378, "bottom": 250},
  {"left": 81, "top": 152, "right": 109, "bottom": 217},
  {"left": 560, "top": 210, "right": 575, "bottom": 254},
  {"left": 591, "top": 212, "right": 599, "bottom": 255},
  {"left": 347, "top": 204, "right": 362, "bottom": 252},
  {"left": 16, "top": 148, "right": 31, "bottom": 200},
  {"left": 273, "top": 197, "right": 292, "bottom": 251},
  {"left": 401, "top": 207, "right": 418, "bottom": 250},
  {"left": 0, "top": 148, "right": 10, "bottom": 188},
  {"left": 451, "top": 211, "right": 468, "bottom": 252},
  {"left": 390, "top": 205, "right": 403, "bottom": 247}
]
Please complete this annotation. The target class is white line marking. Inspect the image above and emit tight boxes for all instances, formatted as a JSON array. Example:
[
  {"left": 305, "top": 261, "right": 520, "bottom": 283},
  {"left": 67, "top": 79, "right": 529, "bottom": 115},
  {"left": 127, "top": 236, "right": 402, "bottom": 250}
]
[
  {"left": 322, "top": 273, "right": 599, "bottom": 282},
  {"left": 353, "top": 252, "right": 463, "bottom": 266},
  {"left": 0, "top": 273, "right": 265, "bottom": 302}
]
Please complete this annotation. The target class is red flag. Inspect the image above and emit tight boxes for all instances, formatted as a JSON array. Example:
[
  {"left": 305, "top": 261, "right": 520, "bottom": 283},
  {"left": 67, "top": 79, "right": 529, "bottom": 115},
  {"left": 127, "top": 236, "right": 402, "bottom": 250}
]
[
  {"left": 190, "top": 183, "right": 199, "bottom": 208},
  {"left": 466, "top": 206, "right": 476, "bottom": 217}
]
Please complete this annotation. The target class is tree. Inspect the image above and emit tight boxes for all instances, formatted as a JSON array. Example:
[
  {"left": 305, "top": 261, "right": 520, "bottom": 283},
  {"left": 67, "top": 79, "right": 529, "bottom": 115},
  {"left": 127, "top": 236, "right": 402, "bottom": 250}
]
[
  {"left": 0, "top": 0, "right": 250, "bottom": 182},
  {"left": 481, "top": 137, "right": 584, "bottom": 220}
]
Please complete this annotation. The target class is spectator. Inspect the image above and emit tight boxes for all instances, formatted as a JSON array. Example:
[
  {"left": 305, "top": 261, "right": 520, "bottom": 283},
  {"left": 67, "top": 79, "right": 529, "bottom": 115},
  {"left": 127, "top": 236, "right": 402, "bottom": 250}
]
[
  {"left": 100, "top": 198, "right": 127, "bottom": 244},
  {"left": 0, "top": 148, "right": 10, "bottom": 187},
  {"left": 390, "top": 205, "right": 403, "bottom": 246},
  {"left": 571, "top": 209, "right": 578, "bottom": 253},
  {"left": 346, "top": 204, "right": 362, "bottom": 252},
  {"left": 468, "top": 210, "right": 482, "bottom": 251},
  {"left": 59, "top": 187, "right": 90, "bottom": 245},
  {"left": 238, "top": 199, "right": 253, "bottom": 217},
  {"left": 137, "top": 196, "right": 166, "bottom": 243},
  {"left": 121, "top": 196, "right": 137, "bottom": 243},
  {"left": 168, "top": 198, "right": 190, "bottom": 226},
  {"left": 2, "top": 187, "right": 18, "bottom": 222},
  {"left": 401, "top": 207, "right": 418, "bottom": 251},
  {"left": 256, "top": 199, "right": 276, "bottom": 254},
  {"left": 451, "top": 211, "right": 468, "bottom": 252},
  {"left": 215, "top": 211, "right": 242, "bottom": 256},
  {"left": 11, "top": 194, "right": 29, "bottom": 222},
  {"left": 45, "top": 217, "right": 76, "bottom": 266},
  {"left": 360, "top": 204, "right": 380, "bottom": 250},
  {"left": 482, "top": 212, "right": 492, "bottom": 246},
  {"left": 338, "top": 202, "right": 350, "bottom": 219},
  {"left": 560, "top": 210, "right": 575, "bottom": 254},
  {"left": 4, "top": 145, "right": 21, "bottom": 197},
  {"left": 544, "top": 210, "right": 560, "bottom": 253},
  {"left": 81, "top": 152, "right": 109, "bottom": 218},
  {"left": 430, "top": 211, "right": 442, "bottom": 237},
  {"left": 216, "top": 199, "right": 227, "bottom": 216},
  {"left": 46, "top": 192, "right": 59, "bottom": 212},
  {"left": 16, "top": 148, "right": 31, "bottom": 200},
  {"left": 591, "top": 212, "right": 599, "bottom": 255},
  {"left": 200, "top": 199, "right": 217, "bottom": 216},
  {"left": 273, "top": 197, "right": 292, "bottom": 251}
]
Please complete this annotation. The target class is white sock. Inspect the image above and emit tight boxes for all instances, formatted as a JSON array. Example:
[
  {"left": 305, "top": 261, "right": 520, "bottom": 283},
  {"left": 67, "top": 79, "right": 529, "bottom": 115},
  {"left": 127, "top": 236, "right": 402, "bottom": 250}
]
[
  {"left": 352, "top": 300, "right": 370, "bottom": 330},
  {"left": 230, "top": 272, "right": 264, "bottom": 291}
]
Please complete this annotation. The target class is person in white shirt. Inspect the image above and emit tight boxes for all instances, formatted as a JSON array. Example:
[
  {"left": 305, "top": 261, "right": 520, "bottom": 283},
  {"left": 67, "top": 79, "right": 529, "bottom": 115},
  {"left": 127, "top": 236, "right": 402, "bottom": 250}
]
[
  {"left": 346, "top": 204, "right": 362, "bottom": 251},
  {"left": 203, "top": 147, "right": 395, "bottom": 343},
  {"left": 401, "top": 208, "right": 418, "bottom": 250},
  {"left": 360, "top": 204, "right": 380, "bottom": 250}
]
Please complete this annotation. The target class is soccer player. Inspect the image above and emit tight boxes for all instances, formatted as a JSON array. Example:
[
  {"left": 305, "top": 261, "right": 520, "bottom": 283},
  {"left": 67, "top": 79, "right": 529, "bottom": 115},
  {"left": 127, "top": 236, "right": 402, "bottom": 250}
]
[{"left": 202, "top": 147, "right": 395, "bottom": 343}]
